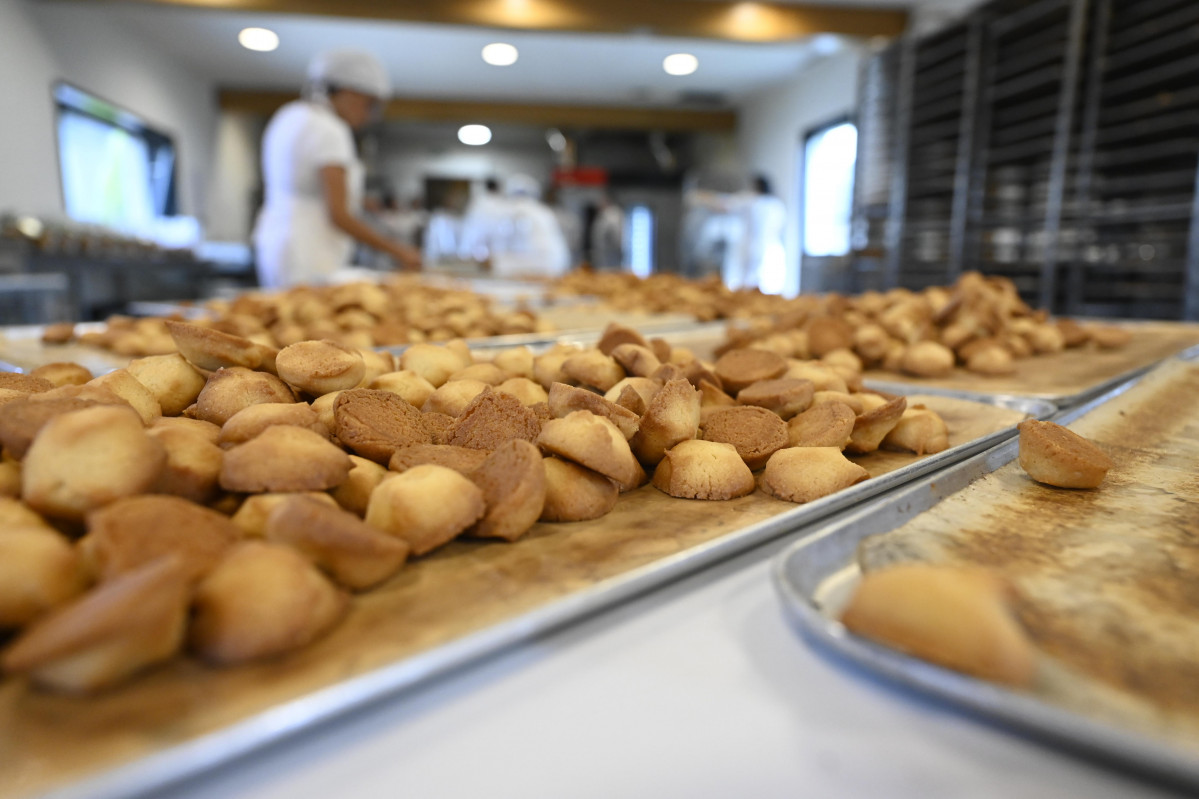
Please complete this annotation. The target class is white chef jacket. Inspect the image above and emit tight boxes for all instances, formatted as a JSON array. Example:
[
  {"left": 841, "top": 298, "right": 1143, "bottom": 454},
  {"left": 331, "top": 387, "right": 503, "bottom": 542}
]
[
  {"left": 490, "top": 197, "right": 571, "bottom": 279},
  {"left": 252, "top": 100, "right": 362, "bottom": 289}
]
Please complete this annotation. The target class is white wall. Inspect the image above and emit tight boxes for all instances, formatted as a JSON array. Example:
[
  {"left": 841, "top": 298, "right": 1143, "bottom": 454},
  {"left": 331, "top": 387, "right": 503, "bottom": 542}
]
[
  {"left": 0, "top": 0, "right": 69, "bottom": 217},
  {"left": 206, "top": 112, "right": 264, "bottom": 242},
  {"left": 736, "top": 45, "right": 864, "bottom": 296},
  {"left": 379, "top": 142, "right": 554, "bottom": 205},
  {"left": 0, "top": 0, "right": 217, "bottom": 224}
]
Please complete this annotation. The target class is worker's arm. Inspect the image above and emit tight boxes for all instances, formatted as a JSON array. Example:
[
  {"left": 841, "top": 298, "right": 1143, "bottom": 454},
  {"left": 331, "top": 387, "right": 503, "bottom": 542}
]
[{"left": 319, "top": 165, "right": 422, "bottom": 270}]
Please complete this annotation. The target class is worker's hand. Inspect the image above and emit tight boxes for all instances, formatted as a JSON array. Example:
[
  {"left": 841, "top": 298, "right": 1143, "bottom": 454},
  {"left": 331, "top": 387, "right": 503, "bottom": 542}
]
[{"left": 389, "top": 243, "right": 422, "bottom": 271}]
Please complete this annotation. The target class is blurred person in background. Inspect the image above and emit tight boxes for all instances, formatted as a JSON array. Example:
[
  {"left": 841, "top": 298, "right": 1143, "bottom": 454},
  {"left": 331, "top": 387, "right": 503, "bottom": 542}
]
[
  {"left": 689, "top": 173, "right": 786, "bottom": 292},
  {"left": 490, "top": 175, "right": 570, "bottom": 279},
  {"left": 589, "top": 193, "right": 626, "bottom": 270},
  {"left": 545, "top": 185, "right": 584, "bottom": 268},
  {"left": 253, "top": 49, "right": 421, "bottom": 289},
  {"left": 459, "top": 177, "right": 511, "bottom": 265}
]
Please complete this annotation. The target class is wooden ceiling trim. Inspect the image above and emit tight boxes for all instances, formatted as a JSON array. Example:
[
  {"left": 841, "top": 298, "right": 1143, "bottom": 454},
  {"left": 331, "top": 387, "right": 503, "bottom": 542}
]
[{"left": 129, "top": 0, "right": 907, "bottom": 41}]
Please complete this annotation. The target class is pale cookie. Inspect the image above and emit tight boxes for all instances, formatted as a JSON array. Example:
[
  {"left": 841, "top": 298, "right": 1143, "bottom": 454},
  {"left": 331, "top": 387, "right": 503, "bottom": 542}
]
[
  {"left": 220, "top": 425, "right": 352, "bottom": 493},
  {"left": 651, "top": 440, "right": 754, "bottom": 500},
  {"left": 219, "top": 402, "right": 328, "bottom": 447},
  {"left": 840, "top": 563, "right": 1037, "bottom": 687},
  {"left": 882, "top": 406, "right": 949, "bottom": 456},
  {"left": 759, "top": 447, "right": 869, "bottom": 504},
  {"left": 737, "top": 378, "right": 814, "bottom": 420},
  {"left": 192, "top": 367, "right": 296, "bottom": 426},
  {"left": 125, "top": 353, "right": 206, "bottom": 416},
  {"left": 189, "top": 542, "right": 348, "bottom": 665},
  {"left": 265, "top": 495, "right": 410, "bottom": 590},
  {"left": 166, "top": 319, "right": 277, "bottom": 374},
  {"left": 370, "top": 370, "right": 437, "bottom": 409},
  {"left": 1017, "top": 419, "right": 1113, "bottom": 489},
  {"left": 561, "top": 350, "right": 625, "bottom": 392},
  {"left": 537, "top": 411, "right": 641, "bottom": 489},
  {"left": 631, "top": 377, "right": 701, "bottom": 466},
  {"left": 901, "top": 341, "right": 955, "bottom": 378},
  {"left": 147, "top": 425, "right": 224, "bottom": 504},
  {"left": 22, "top": 405, "right": 166, "bottom": 522},
  {"left": 29, "top": 362, "right": 92, "bottom": 388},
  {"left": 846, "top": 397, "right": 907, "bottom": 455},
  {"left": 231, "top": 492, "right": 341, "bottom": 537},
  {"left": 2, "top": 557, "right": 190, "bottom": 693},
  {"left": 539, "top": 456, "right": 619, "bottom": 523},
  {"left": 787, "top": 402, "right": 856, "bottom": 449},
  {"left": 330, "top": 455, "right": 388, "bottom": 516},
  {"left": 421, "top": 378, "right": 489, "bottom": 417},
  {"left": 548, "top": 382, "right": 640, "bottom": 440},
  {"left": 365, "top": 465, "right": 486, "bottom": 555},
  {"left": 0, "top": 527, "right": 88, "bottom": 629},
  {"left": 276, "top": 339, "right": 366, "bottom": 396}
]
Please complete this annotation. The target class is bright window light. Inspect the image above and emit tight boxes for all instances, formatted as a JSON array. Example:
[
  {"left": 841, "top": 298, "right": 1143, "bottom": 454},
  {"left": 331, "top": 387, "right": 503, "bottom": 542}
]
[
  {"left": 663, "top": 53, "right": 698, "bottom": 76},
  {"left": 802, "top": 121, "right": 857, "bottom": 257},
  {"left": 482, "top": 42, "right": 519, "bottom": 66},
  {"left": 458, "top": 124, "right": 492, "bottom": 146},
  {"left": 238, "top": 27, "right": 279, "bottom": 52},
  {"left": 628, "top": 205, "right": 654, "bottom": 277}
]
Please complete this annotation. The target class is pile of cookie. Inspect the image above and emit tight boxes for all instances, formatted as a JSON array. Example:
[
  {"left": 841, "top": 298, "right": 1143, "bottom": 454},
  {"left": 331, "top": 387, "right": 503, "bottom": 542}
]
[
  {"left": 0, "top": 320, "right": 947, "bottom": 694},
  {"left": 551, "top": 271, "right": 796, "bottom": 321},
  {"left": 716, "top": 271, "right": 1132, "bottom": 378},
  {"left": 42, "top": 275, "right": 550, "bottom": 357}
]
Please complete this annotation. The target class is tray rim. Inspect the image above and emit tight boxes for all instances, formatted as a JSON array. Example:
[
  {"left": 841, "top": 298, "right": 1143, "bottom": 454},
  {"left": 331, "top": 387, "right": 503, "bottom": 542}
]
[
  {"left": 772, "top": 360, "right": 1199, "bottom": 790},
  {"left": 25, "top": 391, "right": 1053, "bottom": 799}
]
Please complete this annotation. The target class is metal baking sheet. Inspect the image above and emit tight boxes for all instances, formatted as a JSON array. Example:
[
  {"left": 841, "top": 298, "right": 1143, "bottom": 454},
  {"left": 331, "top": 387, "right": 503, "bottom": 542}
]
[
  {"left": 19, "top": 392, "right": 1053, "bottom": 799},
  {"left": 772, "top": 365, "right": 1199, "bottom": 790}
]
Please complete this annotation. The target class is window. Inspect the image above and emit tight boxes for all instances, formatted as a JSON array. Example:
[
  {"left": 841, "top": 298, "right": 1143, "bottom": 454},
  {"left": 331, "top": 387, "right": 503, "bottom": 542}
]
[
  {"left": 802, "top": 120, "right": 857, "bottom": 257},
  {"left": 627, "top": 204, "right": 654, "bottom": 277},
  {"left": 53, "top": 83, "right": 179, "bottom": 236}
]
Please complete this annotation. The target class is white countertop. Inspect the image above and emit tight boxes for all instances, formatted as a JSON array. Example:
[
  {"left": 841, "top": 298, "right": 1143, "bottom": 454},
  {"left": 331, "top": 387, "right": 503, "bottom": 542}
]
[{"left": 147, "top": 531, "right": 1185, "bottom": 799}]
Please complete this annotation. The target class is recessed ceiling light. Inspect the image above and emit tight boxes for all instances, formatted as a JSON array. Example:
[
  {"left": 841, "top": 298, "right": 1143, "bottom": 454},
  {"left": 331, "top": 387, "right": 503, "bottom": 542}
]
[
  {"left": 663, "top": 53, "right": 698, "bottom": 76},
  {"left": 238, "top": 27, "right": 279, "bottom": 52},
  {"left": 459, "top": 124, "right": 492, "bottom": 146},
  {"left": 482, "top": 42, "right": 519, "bottom": 66}
]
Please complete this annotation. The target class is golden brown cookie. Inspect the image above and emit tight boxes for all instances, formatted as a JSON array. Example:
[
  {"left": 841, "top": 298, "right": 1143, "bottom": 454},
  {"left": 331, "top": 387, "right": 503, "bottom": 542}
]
[
  {"left": 846, "top": 396, "right": 907, "bottom": 455},
  {"left": 334, "top": 388, "right": 432, "bottom": 463},
  {"left": 547, "top": 382, "right": 640, "bottom": 440},
  {"left": 496, "top": 377, "right": 549, "bottom": 406},
  {"left": 125, "top": 353, "right": 206, "bottom": 416},
  {"left": 400, "top": 343, "right": 471, "bottom": 388},
  {"left": 230, "top": 492, "right": 341, "bottom": 537},
  {"left": 220, "top": 425, "right": 352, "bottom": 493},
  {"left": 0, "top": 526, "right": 88, "bottom": 628},
  {"left": 166, "top": 319, "right": 277, "bottom": 374},
  {"left": 537, "top": 411, "right": 641, "bottom": 488},
  {"left": 265, "top": 495, "right": 409, "bottom": 590},
  {"left": 365, "top": 465, "right": 486, "bottom": 555},
  {"left": 469, "top": 440, "right": 547, "bottom": 541},
  {"left": 787, "top": 402, "right": 857, "bottom": 449},
  {"left": 192, "top": 367, "right": 296, "bottom": 426},
  {"left": 840, "top": 564, "right": 1037, "bottom": 687},
  {"left": 759, "top": 447, "right": 869, "bottom": 503},
  {"left": 882, "top": 406, "right": 949, "bottom": 456},
  {"left": 1017, "top": 419, "right": 1113, "bottom": 489},
  {"left": 29, "top": 362, "right": 92, "bottom": 387},
  {"left": 561, "top": 350, "right": 625, "bottom": 392},
  {"left": 651, "top": 440, "right": 754, "bottom": 500},
  {"left": 700, "top": 405, "right": 788, "bottom": 471},
  {"left": 0, "top": 372, "right": 54, "bottom": 396},
  {"left": 2, "top": 556, "right": 190, "bottom": 693},
  {"left": 445, "top": 387, "right": 542, "bottom": 450},
  {"left": 149, "top": 416, "right": 222, "bottom": 445},
  {"left": 631, "top": 377, "right": 701, "bottom": 465},
  {"left": 539, "top": 456, "right": 619, "bottom": 523},
  {"left": 610, "top": 343, "right": 662, "bottom": 378},
  {"left": 596, "top": 322, "right": 649, "bottom": 355},
  {"left": 22, "top": 405, "right": 166, "bottom": 522},
  {"left": 80, "top": 495, "right": 241, "bottom": 582},
  {"left": 901, "top": 341, "right": 955, "bottom": 378},
  {"left": 369, "top": 370, "right": 437, "bottom": 409},
  {"left": 218, "top": 402, "right": 328, "bottom": 447},
  {"left": 448, "top": 362, "right": 508, "bottom": 385},
  {"left": 737, "top": 378, "right": 814, "bottom": 420},
  {"left": 276, "top": 339, "right": 366, "bottom": 396},
  {"left": 330, "top": 455, "right": 388, "bottom": 516},
  {"left": 491, "top": 346, "right": 535, "bottom": 379},
  {"left": 147, "top": 424, "right": 224, "bottom": 504},
  {"left": 421, "top": 378, "right": 490, "bottom": 417},
  {"left": 89, "top": 368, "right": 162, "bottom": 423},
  {"left": 0, "top": 396, "right": 99, "bottom": 459},
  {"left": 189, "top": 541, "right": 348, "bottom": 665}
]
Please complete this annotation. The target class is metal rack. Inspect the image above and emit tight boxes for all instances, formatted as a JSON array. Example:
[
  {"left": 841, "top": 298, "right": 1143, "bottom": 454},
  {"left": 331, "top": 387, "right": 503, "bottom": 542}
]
[{"left": 854, "top": 0, "right": 1199, "bottom": 319}]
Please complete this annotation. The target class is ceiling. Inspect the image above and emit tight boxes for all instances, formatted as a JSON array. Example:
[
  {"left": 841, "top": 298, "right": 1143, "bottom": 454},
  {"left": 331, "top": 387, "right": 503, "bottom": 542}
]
[{"left": 63, "top": 0, "right": 926, "bottom": 108}]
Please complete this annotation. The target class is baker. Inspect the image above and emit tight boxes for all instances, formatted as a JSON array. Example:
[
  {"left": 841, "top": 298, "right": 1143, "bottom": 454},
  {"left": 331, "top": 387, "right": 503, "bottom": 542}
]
[{"left": 252, "top": 50, "right": 421, "bottom": 289}]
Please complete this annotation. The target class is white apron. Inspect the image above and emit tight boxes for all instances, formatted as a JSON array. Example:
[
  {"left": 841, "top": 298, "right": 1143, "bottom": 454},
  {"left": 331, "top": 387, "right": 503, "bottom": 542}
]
[{"left": 253, "top": 159, "right": 363, "bottom": 290}]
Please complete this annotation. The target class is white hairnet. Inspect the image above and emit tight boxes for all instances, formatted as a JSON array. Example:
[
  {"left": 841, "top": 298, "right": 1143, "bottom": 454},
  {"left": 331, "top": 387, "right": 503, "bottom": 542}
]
[
  {"left": 307, "top": 50, "right": 392, "bottom": 98},
  {"left": 505, "top": 174, "right": 542, "bottom": 199}
]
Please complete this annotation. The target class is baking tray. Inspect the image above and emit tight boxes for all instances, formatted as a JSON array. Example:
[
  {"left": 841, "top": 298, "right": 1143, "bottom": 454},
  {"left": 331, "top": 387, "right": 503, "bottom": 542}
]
[
  {"left": 773, "top": 359, "right": 1199, "bottom": 789},
  {"left": 5, "top": 391, "right": 1052, "bottom": 799},
  {"left": 861, "top": 320, "right": 1199, "bottom": 409}
]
